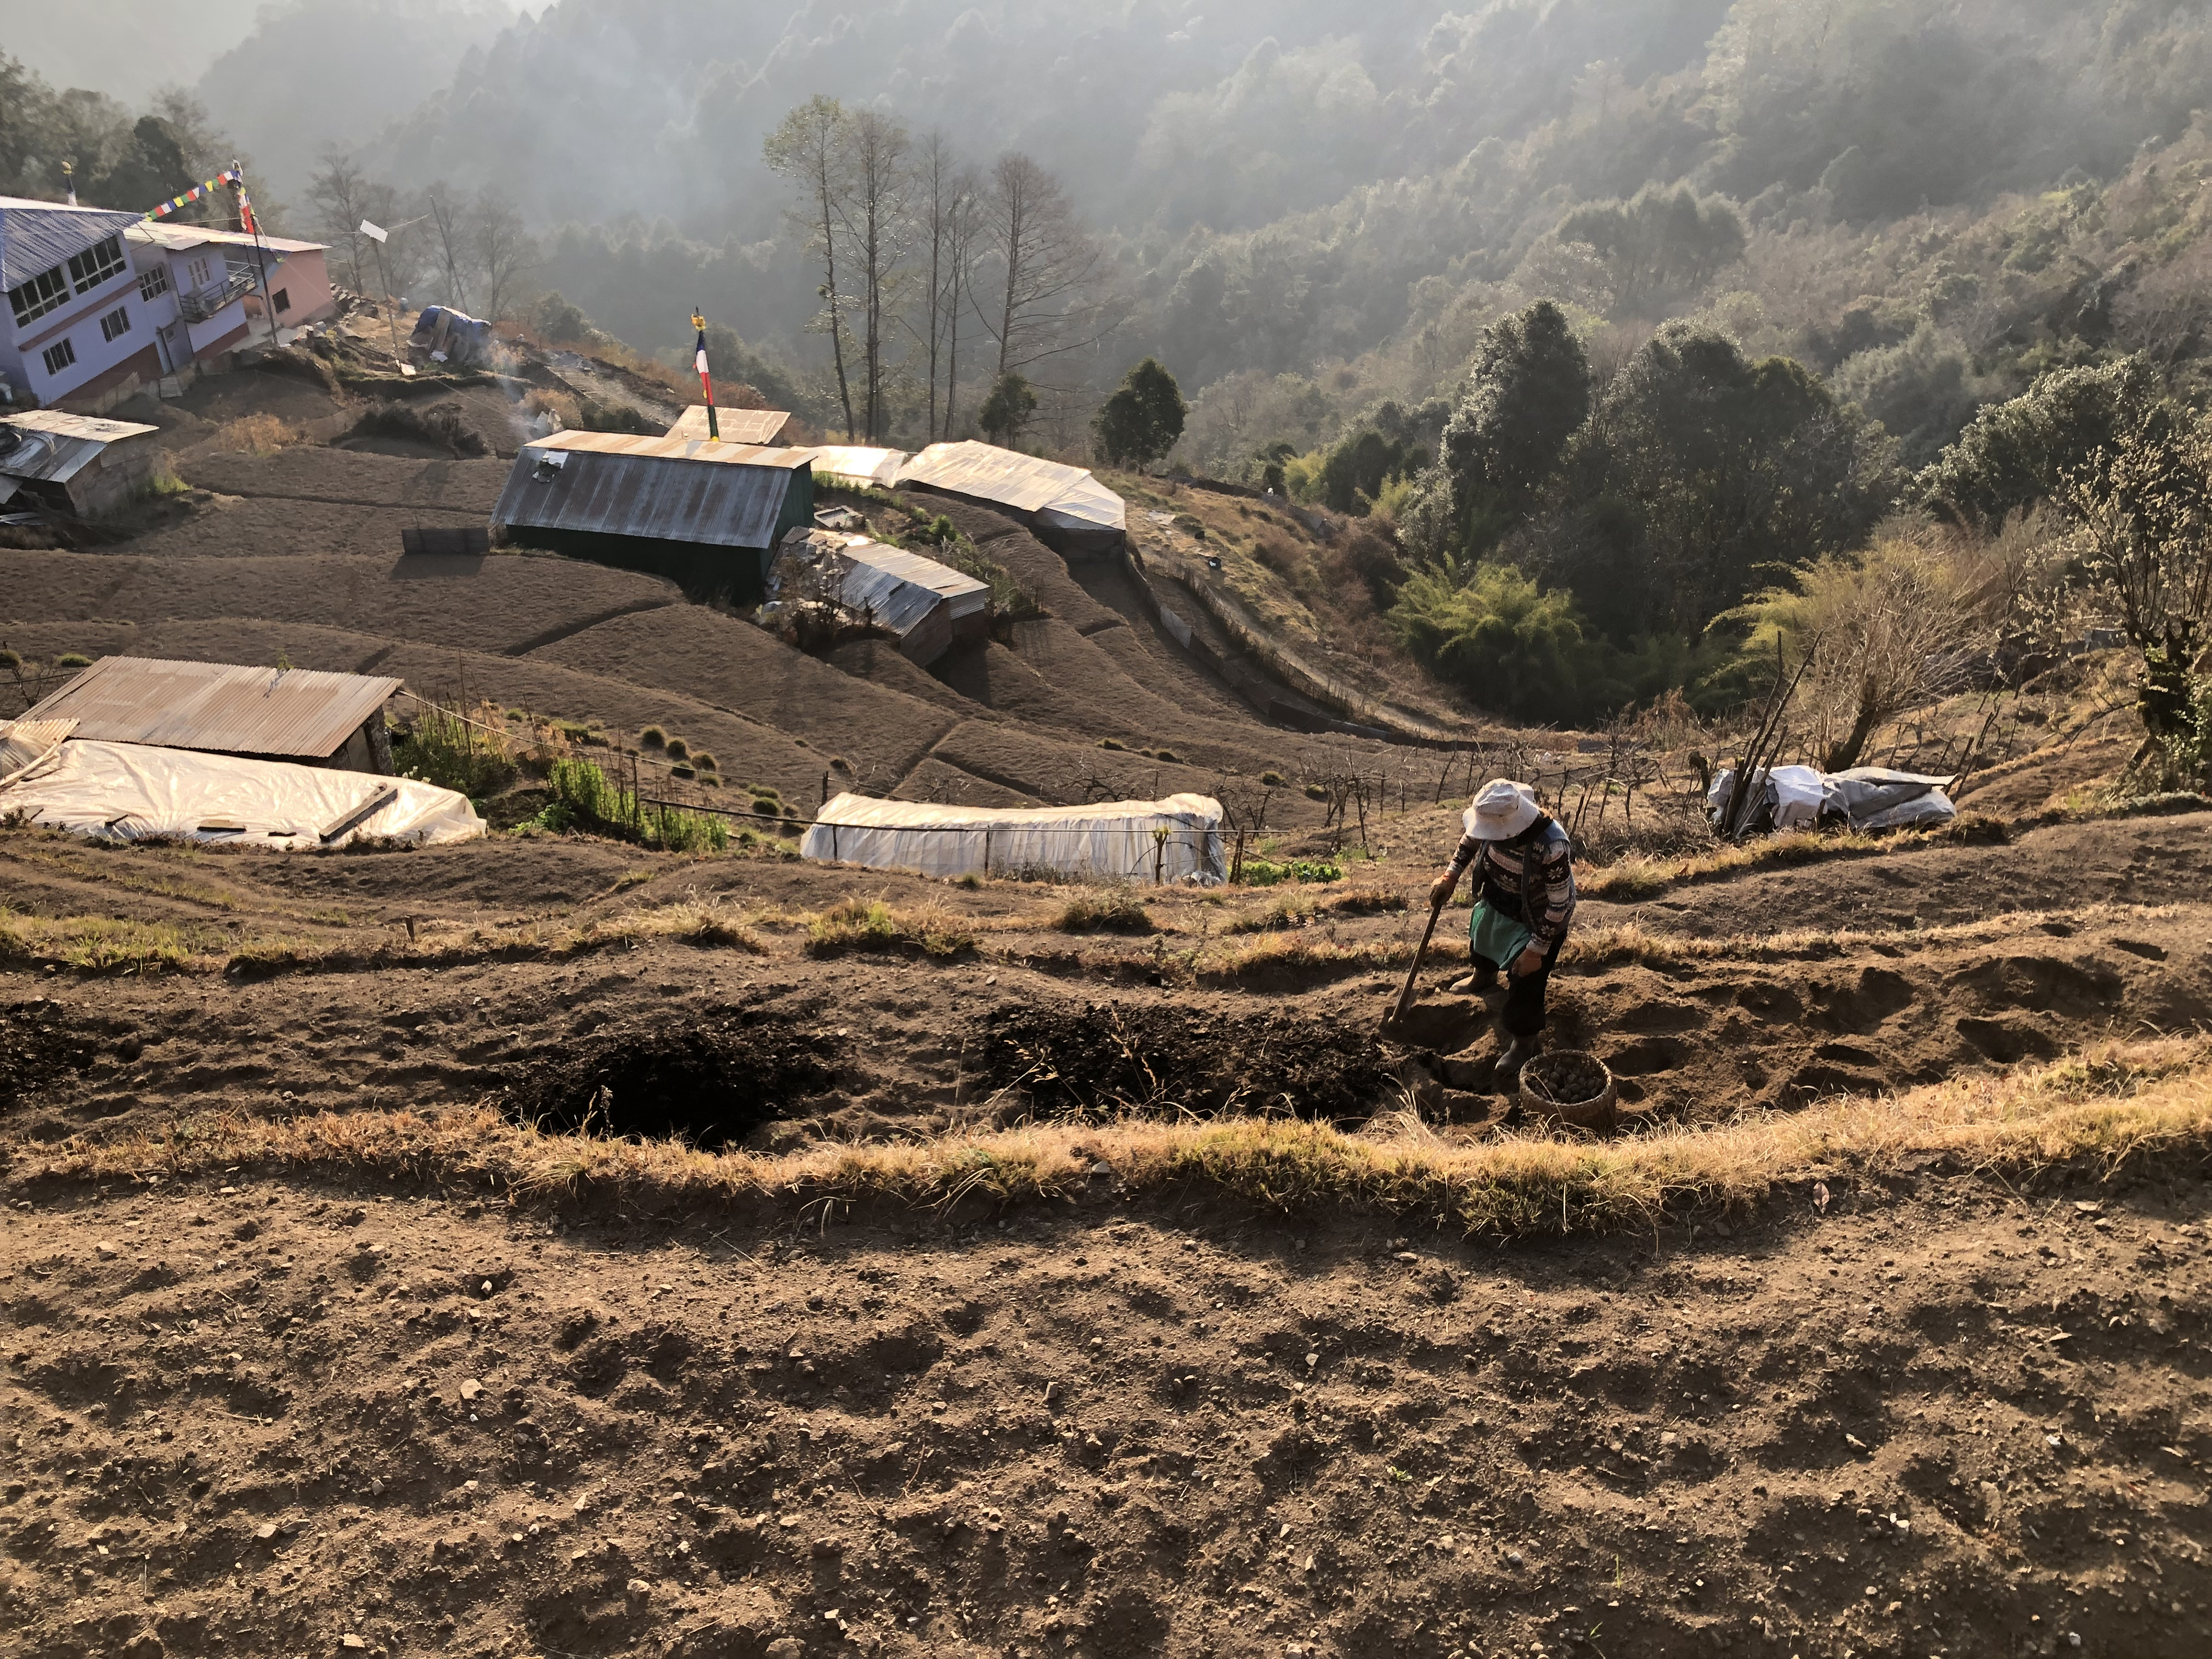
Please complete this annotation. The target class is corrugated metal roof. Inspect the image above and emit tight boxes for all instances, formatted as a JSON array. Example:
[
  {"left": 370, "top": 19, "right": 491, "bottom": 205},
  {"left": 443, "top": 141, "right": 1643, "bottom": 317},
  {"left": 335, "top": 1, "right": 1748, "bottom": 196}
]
[
  {"left": 22, "top": 656, "right": 400, "bottom": 758},
  {"left": 494, "top": 433, "right": 809, "bottom": 549},
  {"left": 0, "top": 195, "right": 141, "bottom": 290},
  {"left": 526, "top": 429, "right": 816, "bottom": 467},
  {"left": 666, "top": 405, "right": 791, "bottom": 444},
  {"left": 0, "top": 411, "right": 162, "bottom": 486},
  {"left": 897, "top": 441, "right": 1126, "bottom": 532},
  {"left": 129, "top": 222, "right": 324, "bottom": 255},
  {"left": 832, "top": 540, "right": 989, "bottom": 635}
]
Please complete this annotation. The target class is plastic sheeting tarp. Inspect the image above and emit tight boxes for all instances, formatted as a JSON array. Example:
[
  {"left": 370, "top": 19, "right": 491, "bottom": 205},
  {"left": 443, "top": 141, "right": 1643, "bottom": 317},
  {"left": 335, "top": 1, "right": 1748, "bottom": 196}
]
[
  {"left": 0, "top": 737, "right": 485, "bottom": 849},
  {"left": 1707, "top": 765, "right": 1957, "bottom": 834},
  {"left": 802, "top": 791, "right": 1224, "bottom": 883},
  {"left": 805, "top": 445, "right": 906, "bottom": 489}
]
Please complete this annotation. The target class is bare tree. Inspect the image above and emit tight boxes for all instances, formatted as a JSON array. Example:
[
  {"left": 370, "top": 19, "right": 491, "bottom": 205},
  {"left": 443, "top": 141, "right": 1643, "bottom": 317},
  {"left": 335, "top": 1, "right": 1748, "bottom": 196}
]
[
  {"left": 765, "top": 96, "right": 857, "bottom": 441},
  {"left": 975, "top": 152, "right": 1120, "bottom": 383},
  {"left": 425, "top": 184, "right": 472, "bottom": 313},
  {"left": 837, "top": 109, "right": 911, "bottom": 444},
  {"left": 469, "top": 188, "right": 537, "bottom": 322},
  {"left": 306, "top": 147, "right": 373, "bottom": 292},
  {"left": 910, "top": 130, "right": 976, "bottom": 442}
]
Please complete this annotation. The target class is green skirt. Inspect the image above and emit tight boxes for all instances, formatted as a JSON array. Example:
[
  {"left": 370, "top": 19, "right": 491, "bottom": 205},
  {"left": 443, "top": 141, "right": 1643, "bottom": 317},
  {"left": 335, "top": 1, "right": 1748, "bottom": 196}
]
[{"left": 1469, "top": 898, "right": 1533, "bottom": 968}]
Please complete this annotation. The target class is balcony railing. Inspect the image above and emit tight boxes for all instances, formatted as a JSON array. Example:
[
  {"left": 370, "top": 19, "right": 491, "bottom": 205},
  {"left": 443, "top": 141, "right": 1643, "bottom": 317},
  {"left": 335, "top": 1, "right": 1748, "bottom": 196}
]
[{"left": 177, "top": 266, "right": 258, "bottom": 324}]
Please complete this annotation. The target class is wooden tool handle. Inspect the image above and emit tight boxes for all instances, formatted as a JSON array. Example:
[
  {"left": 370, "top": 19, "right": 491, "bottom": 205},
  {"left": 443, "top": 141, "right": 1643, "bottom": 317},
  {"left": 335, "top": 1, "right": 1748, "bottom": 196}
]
[{"left": 1390, "top": 902, "right": 1445, "bottom": 1024}]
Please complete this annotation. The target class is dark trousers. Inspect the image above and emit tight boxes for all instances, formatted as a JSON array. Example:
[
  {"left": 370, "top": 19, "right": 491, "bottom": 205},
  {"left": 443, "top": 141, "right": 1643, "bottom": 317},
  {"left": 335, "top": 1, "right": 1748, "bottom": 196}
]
[{"left": 1472, "top": 932, "right": 1562, "bottom": 1037}]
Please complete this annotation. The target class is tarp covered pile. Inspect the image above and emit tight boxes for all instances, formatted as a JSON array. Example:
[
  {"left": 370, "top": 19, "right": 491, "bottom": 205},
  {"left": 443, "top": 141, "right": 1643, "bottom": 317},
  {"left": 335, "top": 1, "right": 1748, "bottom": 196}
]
[
  {"left": 1706, "top": 764, "right": 1959, "bottom": 836},
  {"left": 0, "top": 720, "right": 483, "bottom": 849},
  {"left": 803, "top": 792, "right": 1224, "bottom": 883}
]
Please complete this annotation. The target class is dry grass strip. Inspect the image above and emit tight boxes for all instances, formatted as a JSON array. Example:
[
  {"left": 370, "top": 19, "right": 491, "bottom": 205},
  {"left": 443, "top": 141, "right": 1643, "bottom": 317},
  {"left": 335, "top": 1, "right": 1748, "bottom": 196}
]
[{"left": 23, "top": 1037, "right": 2210, "bottom": 1239}]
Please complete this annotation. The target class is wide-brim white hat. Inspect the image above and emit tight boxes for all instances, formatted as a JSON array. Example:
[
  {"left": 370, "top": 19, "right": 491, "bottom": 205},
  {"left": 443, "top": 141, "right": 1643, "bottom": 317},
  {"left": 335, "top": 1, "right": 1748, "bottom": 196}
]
[{"left": 1463, "top": 778, "right": 1542, "bottom": 840}]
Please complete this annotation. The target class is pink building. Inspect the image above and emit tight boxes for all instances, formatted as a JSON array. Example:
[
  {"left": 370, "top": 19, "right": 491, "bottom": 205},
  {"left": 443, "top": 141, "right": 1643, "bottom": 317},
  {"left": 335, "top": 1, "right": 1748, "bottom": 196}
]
[{"left": 2, "top": 194, "right": 335, "bottom": 414}]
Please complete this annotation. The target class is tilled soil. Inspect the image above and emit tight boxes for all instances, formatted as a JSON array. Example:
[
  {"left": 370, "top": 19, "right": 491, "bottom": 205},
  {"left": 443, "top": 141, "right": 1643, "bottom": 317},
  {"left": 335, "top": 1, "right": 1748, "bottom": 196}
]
[
  {"left": 3, "top": 1160, "right": 2208, "bottom": 1659},
  {"left": 978, "top": 1003, "right": 1395, "bottom": 1123},
  {"left": 5, "top": 813, "right": 2212, "bottom": 1147}
]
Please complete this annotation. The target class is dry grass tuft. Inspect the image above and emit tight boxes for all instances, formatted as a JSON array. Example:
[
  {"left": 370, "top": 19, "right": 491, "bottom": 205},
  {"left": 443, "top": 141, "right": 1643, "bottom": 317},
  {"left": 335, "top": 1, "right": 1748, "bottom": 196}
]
[
  {"left": 1053, "top": 888, "right": 1153, "bottom": 935},
  {"left": 44, "top": 1039, "right": 2212, "bottom": 1239},
  {"left": 808, "top": 895, "right": 976, "bottom": 958},
  {"left": 0, "top": 907, "right": 212, "bottom": 973},
  {"left": 576, "top": 890, "right": 769, "bottom": 953},
  {"left": 213, "top": 413, "right": 304, "bottom": 457}
]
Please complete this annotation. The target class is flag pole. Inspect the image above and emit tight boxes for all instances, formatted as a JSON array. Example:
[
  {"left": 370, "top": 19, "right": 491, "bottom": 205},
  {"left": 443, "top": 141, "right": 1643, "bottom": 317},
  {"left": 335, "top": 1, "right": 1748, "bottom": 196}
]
[
  {"left": 691, "top": 308, "right": 720, "bottom": 443},
  {"left": 231, "top": 162, "right": 278, "bottom": 348}
]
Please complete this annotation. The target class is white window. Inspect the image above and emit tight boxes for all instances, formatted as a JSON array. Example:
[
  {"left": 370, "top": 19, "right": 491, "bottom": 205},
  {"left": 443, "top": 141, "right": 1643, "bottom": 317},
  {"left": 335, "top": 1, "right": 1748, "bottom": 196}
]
[
  {"left": 187, "top": 256, "right": 212, "bottom": 289},
  {"left": 8, "top": 264, "right": 68, "bottom": 327},
  {"left": 42, "top": 336, "right": 77, "bottom": 376},
  {"left": 138, "top": 264, "right": 170, "bottom": 301},
  {"left": 100, "top": 306, "right": 130, "bottom": 342},
  {"left": 67, "top": 234, "right": 126, "bottom": 294}
]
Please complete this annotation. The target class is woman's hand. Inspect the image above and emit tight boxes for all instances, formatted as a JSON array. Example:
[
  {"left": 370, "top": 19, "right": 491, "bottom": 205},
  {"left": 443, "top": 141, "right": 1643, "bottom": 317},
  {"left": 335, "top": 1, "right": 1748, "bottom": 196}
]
[
  {"left": 1513, "top": 944, "right": 1546, "bottom": 978},
  {"left": 1427, "top": 873, "right": 1457, "bottom": 911}
]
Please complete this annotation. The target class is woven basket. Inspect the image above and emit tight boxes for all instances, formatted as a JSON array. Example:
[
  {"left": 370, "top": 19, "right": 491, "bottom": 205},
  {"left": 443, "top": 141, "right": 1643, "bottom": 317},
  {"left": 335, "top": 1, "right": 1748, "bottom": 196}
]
[{"left": 1518, "top": 1050, "right": 1619, "bottom": 1134}]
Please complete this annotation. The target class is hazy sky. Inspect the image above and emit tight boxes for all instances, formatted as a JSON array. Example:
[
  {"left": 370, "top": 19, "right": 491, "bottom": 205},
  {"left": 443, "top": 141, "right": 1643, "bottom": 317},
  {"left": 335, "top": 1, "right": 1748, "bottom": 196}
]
[{"left": 0, "top": 0, "right": 522, "bottom": 105}]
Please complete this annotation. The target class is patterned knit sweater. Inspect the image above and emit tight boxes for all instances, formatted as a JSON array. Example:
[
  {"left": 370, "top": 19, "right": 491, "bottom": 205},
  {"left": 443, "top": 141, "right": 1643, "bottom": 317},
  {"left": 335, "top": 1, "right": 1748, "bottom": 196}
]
[{"left": 1445, "top": 816, "right": 1577, "bottom": 949}]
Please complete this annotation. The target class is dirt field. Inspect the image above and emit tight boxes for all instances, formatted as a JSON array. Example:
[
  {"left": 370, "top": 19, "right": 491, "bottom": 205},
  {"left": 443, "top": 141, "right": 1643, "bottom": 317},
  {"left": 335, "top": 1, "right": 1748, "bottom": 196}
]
[
  {"left": 5, "top": 1099, "right": 2209, "bottom": 1659},
  {"left": 8, "top": 361, "right": 2211, "bottom": 1659}
]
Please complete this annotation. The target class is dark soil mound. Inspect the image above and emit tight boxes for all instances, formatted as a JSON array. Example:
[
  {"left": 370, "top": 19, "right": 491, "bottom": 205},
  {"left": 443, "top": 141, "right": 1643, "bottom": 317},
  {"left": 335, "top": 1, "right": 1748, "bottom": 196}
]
[
  {"left": 0, "top": 1000, "right": 97, "bottom": 1111},
  {"left": 980, "top": 1000, "right": 1392, "bottom": 1121},
  {"left": 499, "top": 1011, "right": 839, "bottom": 1147}
]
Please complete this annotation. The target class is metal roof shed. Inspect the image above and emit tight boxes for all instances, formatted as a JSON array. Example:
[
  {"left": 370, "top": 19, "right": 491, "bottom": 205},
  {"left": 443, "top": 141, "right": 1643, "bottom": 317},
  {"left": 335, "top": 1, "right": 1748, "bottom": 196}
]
[
  {"left": 22, "top": 656, "right": 402, "bottom": 772},
  {"left": 492, "top": 430, "right": 815, "bottom": 602},
  {"left": 0, "top": 410, "right": 162, "bottom": 519},
  {"left": 896, "top": 441, "right": 1127, "bottom": 555},
  {"left": 772, "top": 534, "right": 988, "bottom": 666}
]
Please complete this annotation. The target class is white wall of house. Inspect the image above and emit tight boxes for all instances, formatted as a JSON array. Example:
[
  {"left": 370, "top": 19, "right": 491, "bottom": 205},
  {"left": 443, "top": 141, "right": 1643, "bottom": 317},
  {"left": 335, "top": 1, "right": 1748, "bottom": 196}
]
[{"left": 5, "top": 235, "right": 152, "bottom": 407}]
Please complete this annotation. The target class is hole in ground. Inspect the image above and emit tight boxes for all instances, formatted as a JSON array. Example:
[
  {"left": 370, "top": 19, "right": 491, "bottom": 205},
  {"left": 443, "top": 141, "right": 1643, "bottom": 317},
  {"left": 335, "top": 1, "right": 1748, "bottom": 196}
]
[
  {"left": 498, "top": 1012, "right": 838, "bottom": 1149},
  {"left": 981, "top": 1001, "right": 1394, "bottom": 1122}
]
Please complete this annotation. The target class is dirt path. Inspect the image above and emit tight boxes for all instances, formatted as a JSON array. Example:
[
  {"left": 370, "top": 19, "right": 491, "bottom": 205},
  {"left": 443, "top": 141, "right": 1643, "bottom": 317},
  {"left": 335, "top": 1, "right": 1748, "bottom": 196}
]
[{"left": 3, "top": 1158, "right": 2207, "bottom": 1659}]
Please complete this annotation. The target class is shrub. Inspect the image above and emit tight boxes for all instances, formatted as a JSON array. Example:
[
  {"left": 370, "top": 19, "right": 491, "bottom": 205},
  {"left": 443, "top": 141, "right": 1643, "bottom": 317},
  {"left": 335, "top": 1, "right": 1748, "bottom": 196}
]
[
  {"left": 350, "top": 400, "right": 488, "bottom": 458},
  {"left": 670, "top": 763, "right": 696, "bottom": 780},
  {"left": 1302, "top": 783, "right": 1329, "bottom": 802},
  {"left": 1098, "top": 738, "right": 1128, "bottom": 751},
  {"left": 55, "top": 652, "right": 91, "bottom": 669},
  {"left": 749, "top": 796, "right": 781, "bottom": 817},
  {"left": 1389, "top": 562, "right": 1584, "bottom": 721},
  {"left": 1239, "top": 857, "right": 1345, "bottom": 887},
  {"left": 665, "top": 737, "right": 690, "bottom": 761},
  {"left": 639, "top": 726, "right": 667, "bottom": 748},
  {"left": 1260, "top": 770, "right": 1286, "bottom": 786},
  {"left": 693, "top": 752, "right": 718, "bottom": 772},
  {"left": 1054, "top": 889, "right": 1154, "bottom": 934},
  {"left": 394, "top": 701, "right": 517, "bottom": 798},
  {"left": 546, "top": 757, "right": 727, "bottom": 853}
]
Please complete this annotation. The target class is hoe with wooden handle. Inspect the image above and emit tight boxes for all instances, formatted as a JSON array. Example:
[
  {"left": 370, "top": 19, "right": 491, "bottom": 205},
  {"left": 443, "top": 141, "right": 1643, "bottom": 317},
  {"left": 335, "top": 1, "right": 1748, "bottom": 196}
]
[{"left": 1383, "top": 899, "right": 1446, "bottom": 1034}]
